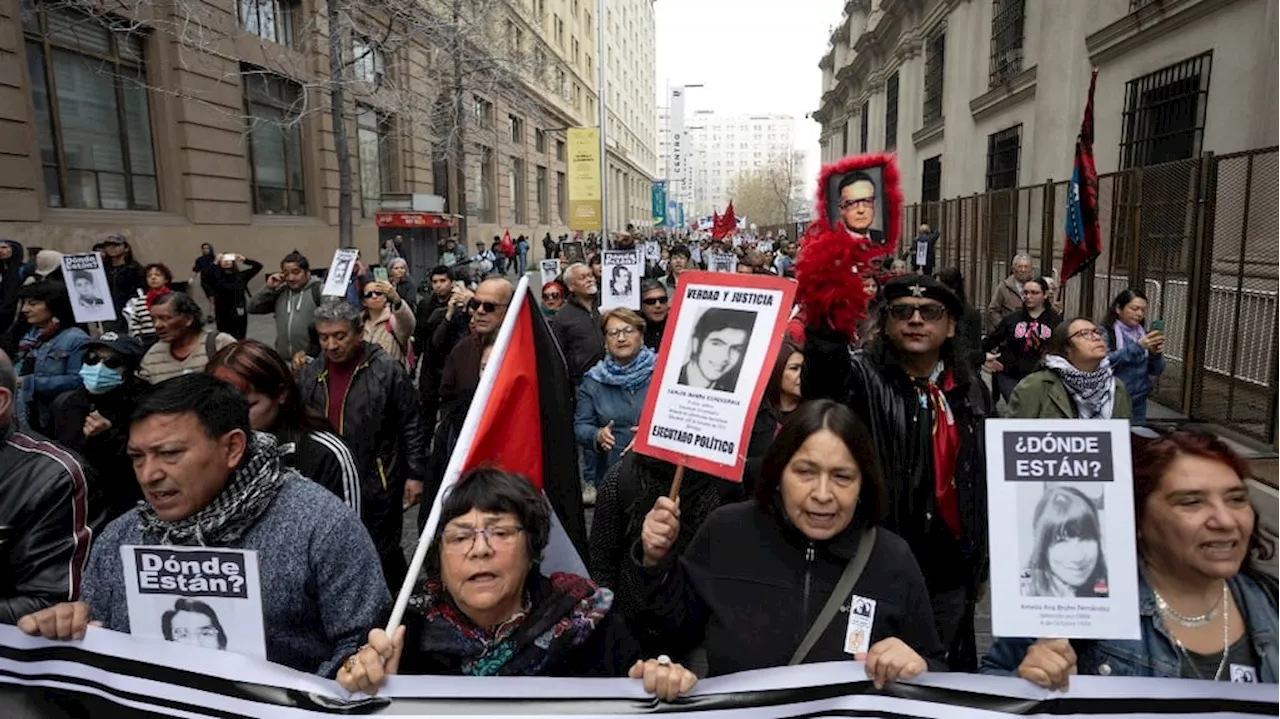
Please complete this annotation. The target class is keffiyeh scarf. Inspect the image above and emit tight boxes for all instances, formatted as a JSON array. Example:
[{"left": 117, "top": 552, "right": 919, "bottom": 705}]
[
  {"left": 136, "top": 431, "right": 292, "bottom": 546},
  {"left": 585, "top": 345, "right": 655, "bottom": 391},
  {"left": 1044, "top": 354, "right": 1116, "bottom": 419}
]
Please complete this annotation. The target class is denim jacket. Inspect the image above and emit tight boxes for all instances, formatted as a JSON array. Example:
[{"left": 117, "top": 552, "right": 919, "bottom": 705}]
[
  {"left": 982, "top": 570, "right": 1279, "bottom": 682},
  {"left": 1106, "top": 331, "right": 1167, "bottom": 403},
  {"left": 16, "top": 326, "right": 89, "bottom": 430}
]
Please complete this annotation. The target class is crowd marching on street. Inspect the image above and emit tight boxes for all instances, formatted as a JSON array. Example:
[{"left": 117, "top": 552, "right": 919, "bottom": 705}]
[{"left": 0, "top": 150, "right": 1275, "bottom": 715}]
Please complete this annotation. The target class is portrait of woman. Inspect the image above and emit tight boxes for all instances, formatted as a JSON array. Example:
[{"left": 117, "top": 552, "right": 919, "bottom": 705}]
[{"left": 1020, "top": 485, "right": 1110, "bottom": 598}]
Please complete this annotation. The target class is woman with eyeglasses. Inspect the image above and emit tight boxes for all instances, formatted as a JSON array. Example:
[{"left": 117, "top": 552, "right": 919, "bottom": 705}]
[
  {"left": 337, "top": 468, "right": 697, "bottom": 698},
  {"left": 1008, "top": 317, "right": 1132, "bottom": 420},
  {"left": 574, "top": 309, "right": 655, "bottom": 505},
  {"left": 360, "top": 278, "right": 416, "bottom": 367},
  {"left": 639, "top": 279, "right": 669, "bottom": 350},
  {"left": 982, "top": 277, "right": 1061, "bottom": 405},
  {"left": 540, "top": 280, "right": 566, "bottom": 318},
  {"left": 983, "top": 429, "right": 1277, "bottom": 686},
  {"left": 1102, "top": 289, "right": 1167, "bottom": 422}
]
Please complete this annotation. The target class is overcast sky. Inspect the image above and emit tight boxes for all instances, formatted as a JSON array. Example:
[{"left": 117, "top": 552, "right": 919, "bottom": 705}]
[{"left": 653, "top": 0, "right": 845, "bottom": 182}]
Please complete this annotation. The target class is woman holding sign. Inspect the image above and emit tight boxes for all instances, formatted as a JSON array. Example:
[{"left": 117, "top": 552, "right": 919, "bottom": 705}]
[
  {"left": 628, "top": 400, "right": 945, "bottom": 685},
  {"left": 983, "top": 429, "right": 1278, "bottom": 686},
  {"left": 337, "top": 469, "right": 697, "bottom": 700}
]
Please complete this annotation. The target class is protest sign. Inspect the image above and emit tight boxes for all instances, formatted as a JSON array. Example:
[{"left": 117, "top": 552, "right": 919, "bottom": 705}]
[
  {"left": 644, "top": 239, "right": 660, "bottom": 262},
  {"left": 709, "top": 253, "right": 736, "bottom": 273},
  {"left": 561, "top": 240, "right": 585, "bottom": 265},
  {"left": 322, "top": 249, "right": 359, "bottom": 296},
  {"left": 120, "top": 545, "right": 266, "bottom": 659},
  {"left": 600, "top": 250, "right": 642, "bottom": 310},
  {"left": 60, "top": 253, "right": 116, "bottom": 324},
  {"left": 635, "top": 271, "right": 795, "bottom": 481},
  {"left": 985, "top": 419, "right": 1139, "bottom": 640},
  {"left": 2, "top": 625, "right": 1274, "bottom": 719},
  {"left": 538, "top": 259, "right": 561, "bottom": 288}
]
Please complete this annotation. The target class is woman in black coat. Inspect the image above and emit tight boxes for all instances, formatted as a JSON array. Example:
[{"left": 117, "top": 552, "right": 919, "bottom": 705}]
[{"left": 209, "top": 253, "right": 262, "bottom": 339}]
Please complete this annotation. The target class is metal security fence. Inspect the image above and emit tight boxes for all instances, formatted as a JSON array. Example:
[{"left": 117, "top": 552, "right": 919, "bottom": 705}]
[{"left": 903, "top": 148, "right": 1279, "bottom": 444}]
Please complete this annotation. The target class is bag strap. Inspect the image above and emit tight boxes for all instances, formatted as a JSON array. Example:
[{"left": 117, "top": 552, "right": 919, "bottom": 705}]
[
  {"left": 204, "top": 331, "right": 218, "bottom": 358},
  {"left": 788, "top": 527, "right": 877, "bottom": 666}
]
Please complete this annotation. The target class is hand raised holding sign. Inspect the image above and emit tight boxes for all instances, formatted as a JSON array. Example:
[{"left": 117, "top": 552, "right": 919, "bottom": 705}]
[
  {"left": 1017, "top": 638, "right": 1077, "bottom": 691},
  {"left": 640, "top": 496, "right": 681, "bottom": 567}
]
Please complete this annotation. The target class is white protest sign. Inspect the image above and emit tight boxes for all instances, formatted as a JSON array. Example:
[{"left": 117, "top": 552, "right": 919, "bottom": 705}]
[
  {"left": 61, "top": 253, "right": 117, "bottom": 324},
  {"left": 538, "top": 259, "right": 561, "bottom": 289},
  {"left": 322, "top": 249, "right": 359, "bottom": 297},
  {"left": 709, "top": 253, "right": 736, "bottom": 273},
  {"left": 644, "top": 240, "right": 660, "bottom": 261},
  {"left": 635, "top": 271, "right": 796, "bottom": 481},
  {"left": 600, "top": 249, "right": 643, "bottom": 310},
  {"left": 985, "top": 419, "right": 1140, "bottom": 640},
  {"left": 120, "top": 545, "right": 267, "bottom": 659}
]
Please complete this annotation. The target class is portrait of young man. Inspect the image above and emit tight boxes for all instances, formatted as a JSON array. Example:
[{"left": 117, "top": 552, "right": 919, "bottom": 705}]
[{"left": 677, "top": 308, "right": 755, "bottom": 393}]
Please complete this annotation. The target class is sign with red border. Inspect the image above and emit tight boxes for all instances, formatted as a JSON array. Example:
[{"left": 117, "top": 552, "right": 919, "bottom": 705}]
[{"left": 634, "top": 271, "right": 796, "bottom": 481}]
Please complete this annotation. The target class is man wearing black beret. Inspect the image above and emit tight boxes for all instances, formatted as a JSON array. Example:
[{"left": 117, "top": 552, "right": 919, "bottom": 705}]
[{"left": 802, "top": 273, "right": 990, "bottom": 672}]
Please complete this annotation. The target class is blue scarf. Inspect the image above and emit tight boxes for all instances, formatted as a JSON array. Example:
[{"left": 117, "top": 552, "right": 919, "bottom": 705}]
[{"left": 585, "top": 345, "right": 655, "bottom": 391}]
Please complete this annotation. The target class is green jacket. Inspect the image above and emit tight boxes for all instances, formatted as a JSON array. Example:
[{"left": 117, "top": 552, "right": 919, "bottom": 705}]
[{"left": 1008, "top": 369, "right": 1133, "bottom": 419}]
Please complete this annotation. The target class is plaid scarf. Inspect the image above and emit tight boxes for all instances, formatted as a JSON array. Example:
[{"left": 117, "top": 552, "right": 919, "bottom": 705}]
[
  {"left": 1044, "top": 354, "right": 1116, "bottom": 419},
  {"left": 136, "top": 432, "right": 291, "bottom": 546}
]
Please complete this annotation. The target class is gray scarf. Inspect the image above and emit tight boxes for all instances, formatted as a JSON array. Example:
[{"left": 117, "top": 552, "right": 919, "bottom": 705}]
[
  {"left": 1044, "top": 355, "right": 1116, "bottom": 419},
  {"left": 136, "top": 431, "right": 293, "bottom": 546}
]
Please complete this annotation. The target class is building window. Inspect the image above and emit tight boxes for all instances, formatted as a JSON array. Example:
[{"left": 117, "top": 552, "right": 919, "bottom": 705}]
[
  {"left": 859, "top": 101, "right": 869, "bottom": 153},
  {"left": 572, "top": 37, "right": 580, "bottom": 67},
  {"left": 923, "top": 30, "right": 945, "bottom": 124},
  {"left": 1120, "top": 52, "right": 1212, "bottom": 169},
  {"left": 357, "top": 107, "right": 391, "bottom": 216},
  {"left": 554, "top": 15, "right": 564, "bottom": 47},
  {"left": 510, "top": 157, "right": 526, "bottom": 224},
  {"left": 884, "top": 71, "right": 899, "bottom": 150},
  {"left": 556, "top": 170, "right": 567, "bottom": 221},
  {"left": 238, "top": 0, "right": 296, "bottom": 47},
  {"left": 985, "top": 124, "right": 1022, "bottom": 190},
  {"left": 555, "top": 139, "right": 566, "bottom": 162},
  {"left": 473, "top": 96, "right": 494, "bottom": 127},
  {"left": 921, "top": 155, "right": 941, "bottom": 202},
  {"left": 841, "top": 120, "right": 849, "bottom": 156},
  {"left": 509, "top": 115, "right": 523, "bottom": 145},
  {"left": 24, "top": 4, "right": 159, "bottom": 211},
  {"left": 989, "top": 0, "right": 1025, "bottom": 87},
  {"left": 534, "top": 128, "right": 546, "bottom": 153},
  {"left": 243, "top": 67, "right": 305, "bottom": 215},
  {"left": 352, "top": 36, "right": 385, "bottom": 85},
  {"left": 479, "top": 146, "right": 495, "bottom": 222},
  {"left": 536, "top": 165, "right": 548, "bottom": 223}
]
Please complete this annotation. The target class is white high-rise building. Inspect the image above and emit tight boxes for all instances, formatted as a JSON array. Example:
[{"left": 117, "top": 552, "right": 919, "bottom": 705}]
[
  {"left": 603, "top": 0, "right": 658, "bottom": 230},
  {"left": 658, "top": 111, "right": 799, "bottom": 219}
]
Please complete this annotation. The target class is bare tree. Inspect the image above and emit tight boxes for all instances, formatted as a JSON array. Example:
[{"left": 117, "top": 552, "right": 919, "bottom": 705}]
[{"left": 726, "top": 153, "right": 805, "bottom": 226}]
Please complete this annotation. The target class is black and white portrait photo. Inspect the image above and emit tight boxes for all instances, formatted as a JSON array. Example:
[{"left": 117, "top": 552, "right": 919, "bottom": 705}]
[
  {"left": 609, "top": 263, "right": 633, "bottom": 298},
  {"left": 677, "top": 307, "right": 755, "bottom": 394},
  {"left": 601, "top": 250, "right": 642, "bottom": 310},
  {"left": 59, "top": 252, "right": 117, "bottom": 324},
  {"left": 1019, "top": 484, "right": 1110, "bottom": 599},
  {"left": 71, "top": 269, "right": 105, "bottom": 309},
  {"left": 161, "top": 598, "right": 228, "bottom": 651},
  {"left": 825, "top": 166, "right": 886, "bottom": 246}
]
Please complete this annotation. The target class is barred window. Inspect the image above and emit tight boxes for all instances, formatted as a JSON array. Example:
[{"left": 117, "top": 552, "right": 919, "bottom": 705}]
[
  {"left": 986, "top": 125, "right": 1022, "bottom": 190},
  {"left": 243, "top": 67, "right": 306, "bottom": 215},
  {"left": 921, "top": 156, "right": 941, "bottom": 202},
  {"left": 1120, "top": 52, "right": 1211, "bottom": 169},
  {"left": 24, "top": 2, "right": 158, "bottom": 210},
  {"left": 859, "top": 101, "right": 869, "bottom": 153},
  {"left": 923, "top": 30, "right": 946, "bottom": 124},
  {"left": 884, "top": 72, "right": 899, "bottom": 151},
  {"left": 989, "top": 0, "right": 1025, "bottom": 87}
]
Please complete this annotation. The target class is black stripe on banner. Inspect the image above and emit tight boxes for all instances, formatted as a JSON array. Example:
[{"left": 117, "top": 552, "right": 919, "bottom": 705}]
[{"left": 0, "top": 667, "right": 229, "bottom": 718}]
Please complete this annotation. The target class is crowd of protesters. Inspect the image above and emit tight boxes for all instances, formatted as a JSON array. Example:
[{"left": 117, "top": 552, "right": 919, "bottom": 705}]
[{"left": 0, "top": 218, "right": 1272, "bottom": 702}]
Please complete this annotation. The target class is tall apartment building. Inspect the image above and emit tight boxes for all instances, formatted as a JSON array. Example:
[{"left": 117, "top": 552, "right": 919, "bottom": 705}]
[
  {"left": 657, "top": 111, "right": 800, "bottom": 218},
  {"left": 813, "top": 0, "right": 1277, "bottom": 204},
  {"left": 0, "top": 0, "right": 602, "bottom": 271},
  {"left": 602, "top": 0, "right": 658, "bottom": 231}
]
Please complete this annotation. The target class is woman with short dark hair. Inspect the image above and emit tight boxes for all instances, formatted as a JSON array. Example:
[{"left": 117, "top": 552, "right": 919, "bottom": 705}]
[
  {"left": 13, "top": 281, "right": 88, "bottom": 432},
  {"left": 337, "top": 468, "right": 697, "bottom": 699},
  {"left": 628, "top": 399, "right": 946, "bottom": 684}
]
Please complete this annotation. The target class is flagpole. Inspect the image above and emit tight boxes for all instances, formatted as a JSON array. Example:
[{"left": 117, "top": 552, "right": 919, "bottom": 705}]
[{"left": 386, "top": 274, "right": 532, "bottom": 632}]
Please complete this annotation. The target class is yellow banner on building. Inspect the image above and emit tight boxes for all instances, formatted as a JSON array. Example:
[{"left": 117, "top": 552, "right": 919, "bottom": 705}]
[{"left": 567, "top": 127, "right": 602, "bottom": 231}]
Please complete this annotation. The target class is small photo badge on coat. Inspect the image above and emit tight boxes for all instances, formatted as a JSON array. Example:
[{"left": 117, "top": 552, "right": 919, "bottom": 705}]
[
  {"left": 1230, "top": 664, "right": 1258, "bottom": 683},
  {"left": 844, "top": 595, "right": 876, "bottom": 656}
]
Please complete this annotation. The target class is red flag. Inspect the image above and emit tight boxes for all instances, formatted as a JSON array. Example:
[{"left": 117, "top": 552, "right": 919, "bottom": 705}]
[
  {"left": 721, "top": 201, "right": 737, "bottom": 234},
  {"left": 711, "top": 210, "right": 721, "bottom": 236},
  {"left": 499, "top": 229, "right": 515, "bottom": 258},
  {"left": 1062, "top": 69, "right": 1101, "bottom": 281}
]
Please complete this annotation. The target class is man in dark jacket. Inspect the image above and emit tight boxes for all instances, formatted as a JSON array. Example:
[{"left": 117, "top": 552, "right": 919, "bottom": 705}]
[
  {"left": 100, "top": 235, "right": 143, "bottom": 332},
  {"left": 0, "top": 350, "right": 100, "bottom": 623},
  {"left": 297, "top": 300, "right": 427, "bottom": 589},
  {"left": 552, "top": 262, "right": 603, "bottom": 386},
  {"left": 911, "top": 223, "right": 941, "bottom": 276},
  {"left": 802, "top": 274, "right": 989, "bottom": 671},
  {"left": 414, "top": 265, "right": 459, "bottom": 429}
]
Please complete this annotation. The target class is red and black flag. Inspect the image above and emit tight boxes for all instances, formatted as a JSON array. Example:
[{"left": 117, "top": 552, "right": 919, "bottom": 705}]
[{"left": 1062, "top": 68, "right": 1101, "bottom": 281}]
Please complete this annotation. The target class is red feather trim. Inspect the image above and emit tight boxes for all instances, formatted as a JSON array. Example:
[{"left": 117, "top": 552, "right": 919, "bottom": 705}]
[{"left": 796, "top": 153, "right": 903, "bottom": 337}]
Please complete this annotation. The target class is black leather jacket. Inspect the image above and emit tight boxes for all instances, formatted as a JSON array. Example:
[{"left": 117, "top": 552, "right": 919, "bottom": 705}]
[
  {"left": 0, "top": 422, "right": 102, "bottom": 623},
  {"left": 802, "top": 326, "right": 990, "bottom": 593}
]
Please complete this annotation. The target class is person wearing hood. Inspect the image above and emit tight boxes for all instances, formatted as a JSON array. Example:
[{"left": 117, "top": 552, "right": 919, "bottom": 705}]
[
  {"left": 23, "top": 249, "right": 63, "bottom": 287},
  {"left": 210, "top": 252, "right": 263, "bottom": 340},
  {"left": 249, "top": 251, "right": 324, "bottom": 367},
  {"left": 100, "top": 235, "right": 143, "bottom": 331},
  {"left": 191, "top": 243, "right": 219, "bottom": 316},
  {"left": 13, "top": 281, "right": 88, "bottom": 432},
  {"left": 49, "top": 332, "right": 147, "bottom": 523},
  {"left": 0, "top": 240, "right": 26, "bottom": 339}
]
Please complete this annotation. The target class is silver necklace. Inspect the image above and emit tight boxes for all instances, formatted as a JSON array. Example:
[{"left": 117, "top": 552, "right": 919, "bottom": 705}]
[
  {"left": 1165, "top": 583, "right": 1230, "bottom": 682},
  {"left": 1153, "top": 582, "right": 1225, "bottom": 628}
]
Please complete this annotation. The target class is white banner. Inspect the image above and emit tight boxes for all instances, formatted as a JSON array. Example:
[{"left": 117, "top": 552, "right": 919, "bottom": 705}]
[
  {"left": 0, "top": 626, "right": 1273, "bottom": 718},
  {"left": 668, "top": 86, "right": 686, "bottom": 185},
  {"left": 61, "top": 252, "right": 117, "bottom": 324}
]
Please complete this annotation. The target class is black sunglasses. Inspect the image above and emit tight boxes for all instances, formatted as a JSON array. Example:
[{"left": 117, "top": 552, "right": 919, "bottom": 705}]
[
  {"left": 542, "top": 292, "right": 562, "bottom": 300},
  {"left": 84, "top": 352, "right": 125, "bottom": 369},
  {"left": 467, "top": 298, "right": 508, "bottom": 314},
  {"left": 642, "top": 296, "right": 668, "bottom": 306},
  {"left": 362, "top": 291, "right": 385, "bottom": 299},
  {"left": 886, "top": 303, "right": 947, "bottom": 322}
]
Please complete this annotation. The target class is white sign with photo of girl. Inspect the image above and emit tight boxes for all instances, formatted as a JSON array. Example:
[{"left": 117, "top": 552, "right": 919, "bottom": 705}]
[{"left": 986, "top": 419, "right": 1140, "bottom": 640}]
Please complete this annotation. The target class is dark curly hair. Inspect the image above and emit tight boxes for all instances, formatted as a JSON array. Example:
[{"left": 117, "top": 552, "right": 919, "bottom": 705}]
[{"left": 427, "top": 468, "right": 551, "bottom": 576}]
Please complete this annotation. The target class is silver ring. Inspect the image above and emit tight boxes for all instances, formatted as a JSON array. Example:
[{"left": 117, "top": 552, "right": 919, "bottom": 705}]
[{"left": 657, "top": 654, "right": 672, "bottom": 666}]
